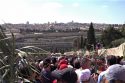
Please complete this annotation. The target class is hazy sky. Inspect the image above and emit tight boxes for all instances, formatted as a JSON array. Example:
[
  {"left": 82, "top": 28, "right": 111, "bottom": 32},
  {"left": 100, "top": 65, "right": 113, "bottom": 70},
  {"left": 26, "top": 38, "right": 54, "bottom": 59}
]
[{"left": 0, "top": 0, "right": 125, "bottom": 24}]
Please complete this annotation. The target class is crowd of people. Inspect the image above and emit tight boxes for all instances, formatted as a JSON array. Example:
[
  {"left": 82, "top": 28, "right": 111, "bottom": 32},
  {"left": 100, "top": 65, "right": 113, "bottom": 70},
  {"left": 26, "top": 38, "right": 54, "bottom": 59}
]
[{"left": 18, "top": 53, "right": 125, "bottom": 83}]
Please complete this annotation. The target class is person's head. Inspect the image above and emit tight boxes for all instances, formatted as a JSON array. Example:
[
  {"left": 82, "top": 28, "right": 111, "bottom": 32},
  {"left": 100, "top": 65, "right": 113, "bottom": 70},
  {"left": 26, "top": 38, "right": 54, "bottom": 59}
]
[
  {"left": 106, "top": 55, "right": 117, "bottom": 66},
  {"left": 59, "top": 64, "right": 68, "bottom": 70},
  {"left": 58, "top": 59, "right": 68, "bottom": 69},
  {"left": 73, "top": 58, "right": 81, "bottom": 69},
  {"left": 51, "top": 57, "right": 57, "bottom": 65},
  {"left": 79, "top": 69, "right": 91, "bottom": 83},
  {"left": 43, "top": 58, "right": 51, "bottom": 71},
  {"left": 100, "top": 57, "right": 105, "bottom": 64},
  {"left": 52, "top": 68, "right": 77, "bottom": 83},
  {"left": 116, "top": 56, "right": 123, "bottom": 64},
  {"left": 58, "top": 59, "right": 68, "bottom": 65},
  {"left": 104, "top": 64, "right": 125, "bottom": 83},
  {"left": 80, "top": 57, "right": 91, "bottom": 69}
]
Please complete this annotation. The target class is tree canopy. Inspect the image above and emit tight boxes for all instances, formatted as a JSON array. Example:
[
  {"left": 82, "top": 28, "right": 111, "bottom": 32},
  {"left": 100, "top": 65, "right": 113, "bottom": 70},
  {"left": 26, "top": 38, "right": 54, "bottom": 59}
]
[{"left": 101, "top": 25, "right": 123, "bottom": 47}]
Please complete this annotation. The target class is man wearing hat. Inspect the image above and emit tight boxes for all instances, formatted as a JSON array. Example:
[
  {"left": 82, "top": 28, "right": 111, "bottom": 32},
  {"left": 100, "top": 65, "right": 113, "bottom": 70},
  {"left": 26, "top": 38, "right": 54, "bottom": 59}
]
[{"left": 104, "top": 64, "right": 125, "bottom": 83}]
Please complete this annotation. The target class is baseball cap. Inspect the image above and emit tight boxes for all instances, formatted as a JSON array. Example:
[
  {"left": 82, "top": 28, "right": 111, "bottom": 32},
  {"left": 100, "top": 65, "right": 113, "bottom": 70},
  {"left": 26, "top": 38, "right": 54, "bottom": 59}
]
[
  {"left": 105, "top": 64, "right": 125, "bottom": 82},
  {"left": 51, "top": 68, "right": 77, "bottom": 83}
]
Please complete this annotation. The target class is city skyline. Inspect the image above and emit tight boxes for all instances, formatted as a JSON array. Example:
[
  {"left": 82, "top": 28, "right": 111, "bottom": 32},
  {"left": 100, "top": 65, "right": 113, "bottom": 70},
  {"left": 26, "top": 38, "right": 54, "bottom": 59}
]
[{"left": 0, "top": 0, "right": 125, "bottom": 24}]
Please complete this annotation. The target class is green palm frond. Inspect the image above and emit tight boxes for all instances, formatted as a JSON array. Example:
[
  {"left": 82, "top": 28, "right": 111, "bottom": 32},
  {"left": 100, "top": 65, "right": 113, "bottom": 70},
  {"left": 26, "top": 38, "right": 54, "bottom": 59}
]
[{"left": 0, "top": 25, "right": 50, "bottom": 82}]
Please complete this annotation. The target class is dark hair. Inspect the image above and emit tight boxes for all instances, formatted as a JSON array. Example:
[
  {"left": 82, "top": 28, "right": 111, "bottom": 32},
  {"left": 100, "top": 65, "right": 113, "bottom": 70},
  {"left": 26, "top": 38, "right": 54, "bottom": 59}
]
[
  {"left": 100, "top": 57, "right": 105, "bottom": 62},
  {"left": 43, "top": 58, "right": 51, "bottom": 68},
  {"left": 109, "top": 80, "right": 115, "bottom": 83},
  {"left": 117, "top": 56, "right": 123, "bottom": 64},
  {"left": 107, "top": 55, "right": 117, "bottom": 66},
  {"left": 61, "top": 68, "right": 77, "bottom": 83},
  {"left": 37, "top": 59, "right": 42, "bottom": 63},
  {"left": 69, "top": 57, "right": 76, "bottom": 67},
  {"left": 80, "top": 58, "right": 90, "bottom": 67},
  {"left": 51, "top": 57, "right": 57, "bottom": 64},
  {"left": 73, "top": 59, "right": 80, "bottom": 69}
]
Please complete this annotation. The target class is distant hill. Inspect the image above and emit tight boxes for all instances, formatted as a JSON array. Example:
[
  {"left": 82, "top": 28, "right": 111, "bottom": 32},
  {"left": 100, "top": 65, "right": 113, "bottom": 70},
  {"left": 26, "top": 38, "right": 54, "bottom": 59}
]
[{"left": 1, "top": 22, "right": 123, "bottom": 33}]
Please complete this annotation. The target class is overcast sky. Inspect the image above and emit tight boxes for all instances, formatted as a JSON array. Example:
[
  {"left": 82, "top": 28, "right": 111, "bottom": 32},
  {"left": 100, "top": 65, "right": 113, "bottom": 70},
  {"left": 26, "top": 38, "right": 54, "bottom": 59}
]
[{"left": 0, "top": 0, "right": 125, "bottom": 24}]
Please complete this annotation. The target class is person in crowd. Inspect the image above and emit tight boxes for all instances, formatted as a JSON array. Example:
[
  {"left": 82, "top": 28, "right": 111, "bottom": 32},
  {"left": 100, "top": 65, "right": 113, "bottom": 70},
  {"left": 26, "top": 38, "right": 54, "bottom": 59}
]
[
  {"left": 34, "top": 72, "right": 43, "bottom": 83},
  {"left": 73, "top": 58, "right": 81, "bottom": 70},
  {"left": 40, "top": 57, "right": 53, "bottom": 83},
  {"left": 79, "top": 69, "right": 96, "bottom": 83},
  {"left": 97, "top": 57, "right": 106, "bottom": 74},
  {"left": 75, "top": 57, "right": 96, "bottom": 83},
  {"left": 97, "top": 55, "right": 117, "bottom": 83},
  {"left": 58, "top": 58, "right": 68, "bottom": 69},
  {"left": 69, "top": 56, "right": 77, "bottom": 67},
  {"left": 35, "top": 59, "right": 42, "bottom": 71},
  {"left": 120, "top": 57, "right": 125, "bottom": 65},
  {"left": 116, "top": 56, "right": 122, "bottom": 64},
  {"left": 17, "top": 51, "right": 125, "bottom": 83},
  {"left": 91, "top": 72, "right": 99, "bottom": 83},
  {"left": 39, "top": 60, "right": 43, "bottom": 70},
  {"left": 51, "top": 68, "right": 78, "bottom": 83},
  {"left": 103, "top": 64, "right": 125, "bottom": 83},
  {"left": 51, "top": 57, "right": 58, "bottom": 71}
]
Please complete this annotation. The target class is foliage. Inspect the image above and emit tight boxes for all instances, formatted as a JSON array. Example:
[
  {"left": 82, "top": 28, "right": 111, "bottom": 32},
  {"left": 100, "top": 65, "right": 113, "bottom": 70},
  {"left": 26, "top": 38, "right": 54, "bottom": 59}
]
[
  {"left": 111, "top": 38, "right": 125, "bottom": 47},
  {"left": 0, "top": 25, "right": 16, "bottom": 83},
  {"left": 0, "top": 26, "right": 47, "bottom": 82},
  {"left": 73, "top": 35, "right": 86, "bottom": 50},
  {"left": 87, "top": 22, "right": 96, "bottom": 50},
  {"left": 121, "top": 24, "right": 125, "bottom": 36},
  {"left": 101, "top": 25, "right": 123, "bottom": 47}
]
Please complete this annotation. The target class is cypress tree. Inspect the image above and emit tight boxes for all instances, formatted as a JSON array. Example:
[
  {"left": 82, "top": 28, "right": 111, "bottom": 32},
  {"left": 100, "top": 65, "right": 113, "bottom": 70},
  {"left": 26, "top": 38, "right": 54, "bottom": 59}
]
[{"left": 87, "top": 22, "right": 96, "bottom": 50}]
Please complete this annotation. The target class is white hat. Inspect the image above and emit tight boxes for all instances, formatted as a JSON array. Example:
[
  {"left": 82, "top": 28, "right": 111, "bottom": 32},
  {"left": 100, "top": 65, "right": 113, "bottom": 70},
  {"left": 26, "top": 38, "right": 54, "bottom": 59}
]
[{"left": 79, "top": 69, "right": 91, "bottom": 82}]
